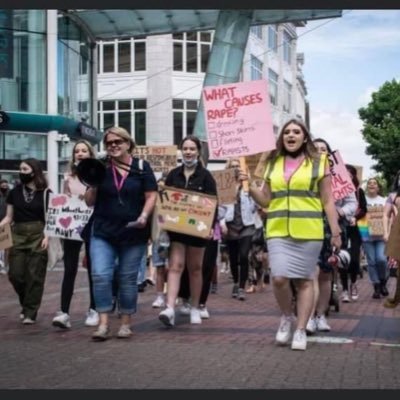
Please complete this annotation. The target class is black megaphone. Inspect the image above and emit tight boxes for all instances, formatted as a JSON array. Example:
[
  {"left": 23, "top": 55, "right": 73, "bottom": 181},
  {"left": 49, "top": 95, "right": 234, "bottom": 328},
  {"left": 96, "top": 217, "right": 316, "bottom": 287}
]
[{"left": 76, "top": 158, "right": 107, "bottom": 187}]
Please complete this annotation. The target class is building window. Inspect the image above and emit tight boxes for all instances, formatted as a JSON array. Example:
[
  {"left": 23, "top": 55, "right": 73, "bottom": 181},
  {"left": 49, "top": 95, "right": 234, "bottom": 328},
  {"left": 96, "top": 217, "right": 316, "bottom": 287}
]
[
  {"left": 118, "top": 41, "right": 131, "bottom": 73},
  {"left": 283, "top": 80, "right": 292, "bottom": 113},
  {"left": 98, "top": 99, "right": 147, "bottom": 145},
  {"left": 3, "top": 132, "right": 47, "bottom": 160},
  {"left": 268, "top": 25, "right": 278, "bottom": 52},
  {"left": 250, "top": 26, "right": 263, "bottom": 39},
  {"left": 268, "top": 69, "right": 278, "bottom": 106},
  {"left": 250, "top": 55, "right": 263, "bottom": 80},
  {"left": 173, "top": 99, "right": 198, "bottom": 145},
  {"left": 79, "top": 43, "right": 89, "bottom": 75},
  {"left": 283, "top": 30, "right": 292, "bottom": 65},
  {"left": 173, "top": 31, "right": 213, "bottom": 73},
  {"left": 102, "top": 43, "right": 115, "bottom": 73},
  {"left": 99, "top": 39, "right": 146, "bottom": 74}
]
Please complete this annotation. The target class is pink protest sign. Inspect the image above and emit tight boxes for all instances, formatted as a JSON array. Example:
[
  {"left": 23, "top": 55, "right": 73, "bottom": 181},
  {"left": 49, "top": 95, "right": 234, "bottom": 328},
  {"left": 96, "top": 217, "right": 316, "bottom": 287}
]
[
  {"left": 327, "top": 150, "right": 356, "bottom": 201},
  {"left": 202, "top": 80, "right": 276, "bottom": 159}
]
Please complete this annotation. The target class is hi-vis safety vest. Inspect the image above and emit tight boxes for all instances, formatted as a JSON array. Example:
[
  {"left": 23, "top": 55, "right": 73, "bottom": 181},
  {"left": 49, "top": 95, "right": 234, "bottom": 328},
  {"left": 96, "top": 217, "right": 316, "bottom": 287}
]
[{"left": 264, "top": 154, "right": 326, "bottom": 240}]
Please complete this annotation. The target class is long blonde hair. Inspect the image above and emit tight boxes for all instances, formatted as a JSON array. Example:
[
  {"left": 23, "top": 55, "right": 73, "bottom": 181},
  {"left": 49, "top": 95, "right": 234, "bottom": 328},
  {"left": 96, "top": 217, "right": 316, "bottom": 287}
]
[{"left": 69, "top": 139, "right": 95, "bottom": 176}]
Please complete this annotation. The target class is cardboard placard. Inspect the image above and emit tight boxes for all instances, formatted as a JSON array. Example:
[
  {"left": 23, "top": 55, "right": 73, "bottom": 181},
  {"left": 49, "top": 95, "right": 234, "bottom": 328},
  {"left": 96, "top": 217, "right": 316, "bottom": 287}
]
[
  {"left": 45, "top": 194, "right": 93, "bottom": 241},
  {"left": 328, "top": 150, "right": 356, "bottom": 200},
  {"left": 211, "top": 168, "right": 237, "bottom": 205},
  {"left": 203, "top": 80, "right": 276, "bottom": 159},
  {"left": 132, "top": 145, "right": 177, "bottom": 173},
  {"left": 367, "top": 205, "right": 384, "bottom": 236},
  {"left": 156, "top": 186, "right": 217, "bottom": 238},
  {"left": 386, "top": 213, "right": 400, "bottom": 260},
  {"left": 253, "top": 151, "right": 271, "bottom": 179},
  {"left": 0, "top": 223, "right": 12, "bottom": 250}
]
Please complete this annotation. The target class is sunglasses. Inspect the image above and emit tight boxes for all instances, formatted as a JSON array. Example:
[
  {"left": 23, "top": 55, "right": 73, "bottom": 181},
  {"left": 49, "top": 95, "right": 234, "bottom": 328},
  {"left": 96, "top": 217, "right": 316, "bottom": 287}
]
[{"left": 105, "top": 139, "right": 126, "bottom": 147}]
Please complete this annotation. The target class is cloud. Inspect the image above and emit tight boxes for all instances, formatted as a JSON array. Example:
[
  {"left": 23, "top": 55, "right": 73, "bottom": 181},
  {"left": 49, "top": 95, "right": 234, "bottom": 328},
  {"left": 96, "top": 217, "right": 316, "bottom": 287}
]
[
  {"left": 310, "top": 109, "right": 376, "bottom": 179},
  {"left": 298, "top": 10, "right": 400, "bottom": 58},
  {"left": 356, "top": 86, "right": 377, "bottom": 108}
]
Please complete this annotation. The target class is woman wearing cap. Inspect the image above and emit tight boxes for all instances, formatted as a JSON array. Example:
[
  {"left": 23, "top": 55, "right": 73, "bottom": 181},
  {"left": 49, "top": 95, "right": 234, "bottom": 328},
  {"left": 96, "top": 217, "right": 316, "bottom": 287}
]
[{"left": 85, "top": 126, "right": 157, "bottom": 341}]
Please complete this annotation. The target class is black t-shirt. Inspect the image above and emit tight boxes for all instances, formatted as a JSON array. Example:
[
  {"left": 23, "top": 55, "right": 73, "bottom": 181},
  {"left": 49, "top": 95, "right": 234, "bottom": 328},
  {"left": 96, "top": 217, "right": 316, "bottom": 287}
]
[
  {"left": 92, "top": 158, "right": 157, "bottom": 245},
  {"left": 7, "top": 185, "right": 51, "bottom": 223}
]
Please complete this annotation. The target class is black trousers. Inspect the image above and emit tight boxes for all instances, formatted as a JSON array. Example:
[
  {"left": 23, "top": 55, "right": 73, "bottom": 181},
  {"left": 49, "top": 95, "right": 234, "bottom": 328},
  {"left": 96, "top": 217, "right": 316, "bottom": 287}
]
[
  {"left": 61, "top": 239, "right": 95, "bottom": 313},
  {"left": 340, "top": 225, "right": 362, "bottom": 291},
  {"left": 227, "top": 235, "right": 253, "bottom": 289}
]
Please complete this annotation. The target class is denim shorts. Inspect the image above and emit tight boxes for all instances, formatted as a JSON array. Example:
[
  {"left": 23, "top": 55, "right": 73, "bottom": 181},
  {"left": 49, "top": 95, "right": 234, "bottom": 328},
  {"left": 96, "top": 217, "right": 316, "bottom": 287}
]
[{"left": 151, "top": 240, "right": 167, "bottom": 267}]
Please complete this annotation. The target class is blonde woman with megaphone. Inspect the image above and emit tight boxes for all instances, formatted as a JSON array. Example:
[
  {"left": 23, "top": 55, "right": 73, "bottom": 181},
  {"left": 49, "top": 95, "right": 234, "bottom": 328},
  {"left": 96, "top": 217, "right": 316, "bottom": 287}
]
[{"left": 84, "top": 127, "right": 157, "bottom": 341}]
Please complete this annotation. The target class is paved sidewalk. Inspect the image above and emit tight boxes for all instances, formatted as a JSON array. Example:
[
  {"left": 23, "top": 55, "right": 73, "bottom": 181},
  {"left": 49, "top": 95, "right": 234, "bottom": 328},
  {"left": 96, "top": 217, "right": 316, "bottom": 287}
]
[{"left": 0, "top": 265, "right": 400, "bottom": 389}]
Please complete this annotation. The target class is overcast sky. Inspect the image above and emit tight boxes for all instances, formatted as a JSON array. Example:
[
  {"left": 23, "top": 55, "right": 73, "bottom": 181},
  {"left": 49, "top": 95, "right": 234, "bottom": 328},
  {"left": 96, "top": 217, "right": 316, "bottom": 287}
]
[{"left": 297, "top": 9, "right": 400, "bottom": 180}]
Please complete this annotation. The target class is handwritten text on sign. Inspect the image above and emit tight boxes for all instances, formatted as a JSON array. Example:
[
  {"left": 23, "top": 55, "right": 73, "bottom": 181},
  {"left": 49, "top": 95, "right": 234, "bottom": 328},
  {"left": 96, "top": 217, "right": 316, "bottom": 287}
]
[
  {"left": 132, "top": 145, "right": 177, "bottom": 173},
  {"left": 45, "top": 194, "right": 93, "bottom": 241},
  {"left": 328, "top": 150, "right": 356, "bottom": 200},
  {"left": 156, "top": 186, "right": 217, "bottom": 238},
  {"left": 367, "top": 205, "right": 384, "bottom": 236},
  {"left": 203, "top": 80, "right": 276, "bottom": 159},
  {"left": 211, "top": 169, "right": 237, "bottom": 205}
]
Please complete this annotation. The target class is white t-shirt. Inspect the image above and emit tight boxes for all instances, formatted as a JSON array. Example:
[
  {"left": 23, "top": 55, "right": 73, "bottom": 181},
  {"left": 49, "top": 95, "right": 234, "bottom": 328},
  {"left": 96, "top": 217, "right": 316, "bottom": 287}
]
[{"left": 365, "top": 194, "right": 386, "bottom": 207}]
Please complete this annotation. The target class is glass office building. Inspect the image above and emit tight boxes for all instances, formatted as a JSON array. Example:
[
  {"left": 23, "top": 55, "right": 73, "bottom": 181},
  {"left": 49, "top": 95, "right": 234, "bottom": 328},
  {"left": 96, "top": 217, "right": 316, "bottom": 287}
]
[{"left": 0, "top": 10, "right": 98, "bottom": 190}]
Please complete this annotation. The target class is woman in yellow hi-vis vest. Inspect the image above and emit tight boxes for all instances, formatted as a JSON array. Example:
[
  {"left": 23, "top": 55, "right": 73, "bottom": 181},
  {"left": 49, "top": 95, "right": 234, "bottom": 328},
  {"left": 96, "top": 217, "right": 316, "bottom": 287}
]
[{"left": 246, "top": 119, "right": 341, "bottom": 351}]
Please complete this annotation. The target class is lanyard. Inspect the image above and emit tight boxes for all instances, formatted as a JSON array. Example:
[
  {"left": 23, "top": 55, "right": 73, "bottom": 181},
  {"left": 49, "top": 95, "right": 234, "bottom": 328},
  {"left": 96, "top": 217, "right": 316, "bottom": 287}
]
[{"left": 111, "top": 158, "right": 132, "bottom": 203}]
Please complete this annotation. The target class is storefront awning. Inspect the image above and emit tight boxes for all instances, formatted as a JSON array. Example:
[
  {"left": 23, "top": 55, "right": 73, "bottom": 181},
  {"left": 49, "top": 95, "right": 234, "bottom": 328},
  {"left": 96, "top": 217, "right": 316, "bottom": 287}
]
[
  {"left": 62, "top": 9, "right": 342, "bottom": 41},
  {"left": 0, "top": 111, "right": 102, "bottom": 144}
]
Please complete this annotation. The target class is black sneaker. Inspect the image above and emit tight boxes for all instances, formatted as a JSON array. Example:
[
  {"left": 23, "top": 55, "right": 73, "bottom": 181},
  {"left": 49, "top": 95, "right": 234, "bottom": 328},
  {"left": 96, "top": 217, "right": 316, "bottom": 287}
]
[{"left": 238, "top": 288, "right": 246, "bottom": 301}]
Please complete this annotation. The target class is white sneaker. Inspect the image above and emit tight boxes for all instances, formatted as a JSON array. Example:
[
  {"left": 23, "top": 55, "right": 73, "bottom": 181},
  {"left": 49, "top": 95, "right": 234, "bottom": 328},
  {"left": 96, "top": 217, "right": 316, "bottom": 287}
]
[
  {"left": 316, "top": 315, "right": 331, "bottom": 332},
  {"left": 350, "top": 284, "right": 359, "bottom": 301},
  {"left": 52, "top": 311, "right": 71, "bottom": 329},
  {"left": 291, "top": 329, "right": 307, "bottom": 350},
  {"left": 85, "top": 309, "right": 99, "bottom": 327},
  {"left": 199, "top": 306, "right": 210, "bottom": 319},
  {"left": 306, "top": 317, "right": 317, "bottom": 334},
  {"left": 341, "top": 291, "right": 350, "bottom": 303},
  {"left": 190, "top": 307, "right": 202, "bottom": 324},
  {"left": 275, "top": 315, "right": 293, "bottom": 345},
  {"left": 179, "top": 301, "right": 191, "bottom": 316},
  {"left": 159, "top": 307, "right": 175, "bottom": 327},
  {"left": 152, "top": 296, "right": 166, "bottom": 309},
  {"left": 22, "top": 317, "right": 36, "bottom": 325}
]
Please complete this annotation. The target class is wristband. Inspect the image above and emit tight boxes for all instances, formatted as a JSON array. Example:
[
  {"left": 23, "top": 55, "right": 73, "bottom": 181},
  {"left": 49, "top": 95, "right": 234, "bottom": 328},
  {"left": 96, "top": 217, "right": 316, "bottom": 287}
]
[{"left": 332, "top": 234, "right": 341, "bottom": 238}]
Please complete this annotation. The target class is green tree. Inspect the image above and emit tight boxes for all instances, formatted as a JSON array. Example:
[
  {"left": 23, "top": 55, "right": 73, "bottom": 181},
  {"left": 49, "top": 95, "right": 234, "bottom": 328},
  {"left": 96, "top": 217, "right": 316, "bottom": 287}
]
[{"left": 358, "top": 79, "right": 400, "bottom": 188}]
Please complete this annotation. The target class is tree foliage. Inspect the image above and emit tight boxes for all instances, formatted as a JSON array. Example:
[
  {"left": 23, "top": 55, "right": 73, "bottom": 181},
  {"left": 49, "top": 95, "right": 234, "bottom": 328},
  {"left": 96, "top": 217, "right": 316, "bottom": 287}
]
[{"left": 358, "top": 79, "right": 400, "bottom": 188}]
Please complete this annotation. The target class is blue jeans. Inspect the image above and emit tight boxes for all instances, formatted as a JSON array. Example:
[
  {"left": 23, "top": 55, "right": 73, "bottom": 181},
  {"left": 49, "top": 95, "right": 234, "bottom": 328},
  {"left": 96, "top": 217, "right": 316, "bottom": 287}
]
[
  {"left": 137, "top": 252, "right": 147, "bottom": 285},
  {"left": 90, "top": 235, "right": 146, "bottom": 314},
  {"left": 362, "top": 240, "right": 388, "bottom": 284}
]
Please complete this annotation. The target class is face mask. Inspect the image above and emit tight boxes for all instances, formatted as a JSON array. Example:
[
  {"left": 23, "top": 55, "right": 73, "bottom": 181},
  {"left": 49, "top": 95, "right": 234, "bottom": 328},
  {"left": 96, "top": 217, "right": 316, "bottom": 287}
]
[
  {"left": 182, "top": 158, "right": 198, "bottom": 168},
  {"left": 19, "top": 172, "right": 34, "bottom": 184}
]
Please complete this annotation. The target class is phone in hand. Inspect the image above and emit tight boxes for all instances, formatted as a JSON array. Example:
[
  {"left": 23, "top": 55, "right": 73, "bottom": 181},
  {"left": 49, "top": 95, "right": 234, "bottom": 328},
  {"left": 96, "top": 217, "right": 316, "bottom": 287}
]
[{"left": 126, "top": 220, "right": 141, "bottom": 228}]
